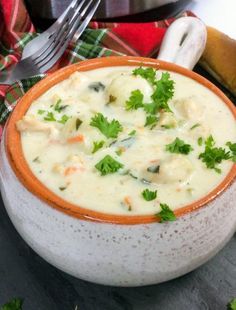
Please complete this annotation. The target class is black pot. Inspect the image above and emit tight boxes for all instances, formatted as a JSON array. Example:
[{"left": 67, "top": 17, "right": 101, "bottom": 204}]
[{"left": 25, "top": 0, "right": 192, "bottom": 21}]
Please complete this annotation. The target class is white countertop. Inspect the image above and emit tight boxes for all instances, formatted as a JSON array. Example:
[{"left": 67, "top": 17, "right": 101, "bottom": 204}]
[{"left": 187, "top": 0, "right": 236, "bottom": 39}]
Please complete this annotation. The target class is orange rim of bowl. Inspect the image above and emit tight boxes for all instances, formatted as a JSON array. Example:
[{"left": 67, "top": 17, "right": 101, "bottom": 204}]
[{"left": 5, "top": 56, "right": 236, "bottom": 225}]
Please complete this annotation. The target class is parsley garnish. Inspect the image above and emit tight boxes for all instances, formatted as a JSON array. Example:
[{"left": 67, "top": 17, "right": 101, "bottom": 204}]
[
  {"left": 128, "top": 130, "right": 136, "bottom": 136},
  {"left": 58, "top": 115, "right": 70, "bottom": 124},
  {"left": 143, "top": 102, "right": 159, "bottom": 115},
  {"left": 108, "top": 94, "right": 117, "bottom": 104},
  {"left": 0, "top": 298, "right": 23, "bottom": 310},
  {"left": 226, "top": 141, "right": 236, "bottom": 162},
  {"left": 205, "top": 135, "right": 214, "bottom": 148},
  {"left": 90, "top": 113, "right": 123, "bottom": 139},
  {"left": 151, "top": 72, "right": 174, "bottom": 113},
  {"left": 44, "top": 112, "right": 56, "bottom": 122},
  {"left": 156, "top": 203, "right": 176, "bottom": 223},
  {"left": 198, "top": 137, "right": 203, "bottom": 146},
  {"left": 199, "top": 135, "right": 231, "bottom": 173},
  {"left": 133, "top": 69, "right": 174, "bottom": 115},
  {"left": 130, "top": 69, "right": 175, "bottom": 130},
  {"left": 92, "top": 140, "right": 105, "bottom": 154},
  {"left": 59, "top": 186, "right": 67, "bottom": 191},
  {"left": 32, "top": 156, "right": 40, "bottom": 163},
  {"left": 125, "top": 90, "right": 144, "bottom": 111},
  {"left": 54, "top": 99, "right": 68, "bottom": 113},
  {"left": 228, "top": 298, "right": 236, "bottom": 310},
  {"left": 145, "top": 115, "right": 158, "bottom": 129},
  {"left": 166, "top": 138, "right": 193, "bottom": 155},
  {"left": 190, "top": 123, "right": 200, "bottom": 130},
  {"left": 133, "top": 67, "right": 157, "bottom": 85},
  {"left": 75, "top": 118, "right": 82, "bottom": 130},
  {"left": 161, "top": 124, "right": 173, "bottom": 129},
  {"left": 142, "top": 189, "right": 157, "bottom": 201},
  {"left": 37, "top": 109, "right": 45, "bottom": 115},
  {"left": 143, "top": 74, "right": 174, "bottom": 114},
  {"left": 95, "top": 155, "right": 124, "bottom": 176},
  {"left": 115, "top": 148, "right": 123, "bottom": 156}
]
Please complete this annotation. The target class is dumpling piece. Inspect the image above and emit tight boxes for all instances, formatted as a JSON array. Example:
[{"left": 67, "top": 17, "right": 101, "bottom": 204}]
[
  {"left": 174, "top": 96, "right": 204, "bottom": 120},
  {"left": 106, "top": 74, "right": 153, "bottom": 107},
  {"left": 143, "top": 155, "right": 193, "bottom": 184}
]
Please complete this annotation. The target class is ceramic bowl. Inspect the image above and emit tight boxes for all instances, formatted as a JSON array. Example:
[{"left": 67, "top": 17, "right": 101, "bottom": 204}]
[{"left": 0, "top": 56, "right": 236, "bottom": 287}]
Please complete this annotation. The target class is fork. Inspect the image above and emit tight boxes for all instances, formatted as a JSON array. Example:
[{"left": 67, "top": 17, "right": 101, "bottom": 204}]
[{"left": 0, "top": 0, "right": 101, "bottom": 85}]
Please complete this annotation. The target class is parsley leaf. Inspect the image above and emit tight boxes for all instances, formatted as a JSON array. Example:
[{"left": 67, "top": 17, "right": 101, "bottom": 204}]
[
  {"left": 125, "top": 90, "right": 144, "bottom": 111},
  {"left": 151, "top": 72, "right": 174, "bottom": 112},
  {"left": 156, "top": 203, "right": 176, "bottom": 223},
  {"left": 145, "top": 115, "right": 158, "bottom": 129},
  {"left": 44, "top": 112, "right": 56, "bottom": 122},
  {"left": 131, "top": 69, "right": 174, "bottom": 116},
  {"left": 92, "top": 140, "right": 105, "bottom": 154},
  {"left": 0, "top": 298, "right": 23, "bottom": 310},
  {"left": 228, "top": 298, "right": 236, "bottom": 310},
  {"left": 143, "top": 102, "right": 159, "bottom": 115},
  {"left": 199, "top": 135, "right": 231, "bottom": 173},
  {"left": 75, "top": 118, "right": 82, "bottom": 130},
  {"left": 128, "top": 130, "right": 136, "bottom": 136},
  {"left": 58, "top": 115, "right": 70, "bottom": 124},
  {"left": 54, "top": 99, "right": 68, "bottom": 113},
  {"left": 226, "top": 141, "right": 236, "bottom": 153},
  {"left": 226, "top": 141, "right": 236, "bottom": 162},
  {"left": 190, "top": 123, "right": 201, "bottom": 130},
  {"left": 205, "top": 135, "right": 215, "bottom": 148},
  {"left": 37, "top": 109, "right": 45, "bottom": 115},
  {"left": 116, "top": 148, "right": 123, "bottom": 156},
  {"left": 142, "top": 189, "right": 157, "bottom": 201},
  {"left": 166, "top": 138, "right": 193, "bottom": 155},
  {"left": 90, "top": 113, "right": 123, "bottom": 139},
  {"left": 108, "top": 94, "right": 117, "bottom": 104},
  {"left": 132, "top": 67, "right": 157, "bottom": 85},
  {"left": 95, "top": 155, "right": 124, "bottom": 176},
  {"left": 198, "top": 137, "right": 203, "bottom": 146}
]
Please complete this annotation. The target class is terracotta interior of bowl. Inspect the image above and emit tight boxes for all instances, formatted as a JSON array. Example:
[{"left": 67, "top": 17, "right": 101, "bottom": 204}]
[{"left": 5, "top": 56, "right": 236, "bottom": 224}]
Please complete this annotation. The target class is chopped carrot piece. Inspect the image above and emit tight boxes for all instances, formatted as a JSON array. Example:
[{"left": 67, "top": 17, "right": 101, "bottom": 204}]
[
  {"left": 64, "top": 166, "right": 78, "bottom": 176},
  {"left": 67, "top": 135, "right": 84, "bottom": 144},
  {"left": 124, "top": 196, "right": 132, "bottom": 211},
  {"left": 124, "top": 196, "right": 131, "bottom": 205}
]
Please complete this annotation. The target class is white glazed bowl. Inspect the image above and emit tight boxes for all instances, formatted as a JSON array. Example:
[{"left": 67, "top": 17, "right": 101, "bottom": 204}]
[{"left": 0, "top": 57, "right": 236, "bottom": 286}]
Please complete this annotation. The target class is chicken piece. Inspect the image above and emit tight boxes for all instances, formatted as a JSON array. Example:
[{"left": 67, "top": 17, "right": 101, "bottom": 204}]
[{"left": 16, "top": 115, "right": 59, "bottom": 138}]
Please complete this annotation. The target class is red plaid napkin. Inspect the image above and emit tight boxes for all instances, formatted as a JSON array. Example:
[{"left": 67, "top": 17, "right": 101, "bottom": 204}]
[{"left": 0, "top": 0, "right": 193, "bottom": 140}]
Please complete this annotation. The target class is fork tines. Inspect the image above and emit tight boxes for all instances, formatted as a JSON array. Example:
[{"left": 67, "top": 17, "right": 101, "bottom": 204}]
[{"left": 32, "top": 0, "right": 101, "bottom": 73}]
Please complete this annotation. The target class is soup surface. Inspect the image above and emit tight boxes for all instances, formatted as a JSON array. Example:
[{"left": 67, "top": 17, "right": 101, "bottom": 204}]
[{"left": 17, "top": 66, "right": 236, "bottom": 216}]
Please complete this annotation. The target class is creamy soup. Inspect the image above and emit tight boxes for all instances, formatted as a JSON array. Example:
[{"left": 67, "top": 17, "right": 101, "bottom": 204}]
[{"left": 17, "top": 66, "right": 236, "bottom": 216}]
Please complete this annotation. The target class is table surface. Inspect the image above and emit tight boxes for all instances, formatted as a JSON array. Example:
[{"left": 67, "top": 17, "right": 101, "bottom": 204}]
[{"left": 1, "top": 1, "right": 236, "bottom": 309}]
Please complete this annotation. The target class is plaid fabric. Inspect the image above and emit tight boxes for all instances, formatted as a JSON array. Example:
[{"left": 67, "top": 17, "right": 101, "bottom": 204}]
[{"left": 0, "top": 0, "right": 194, "bottom": 139}]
